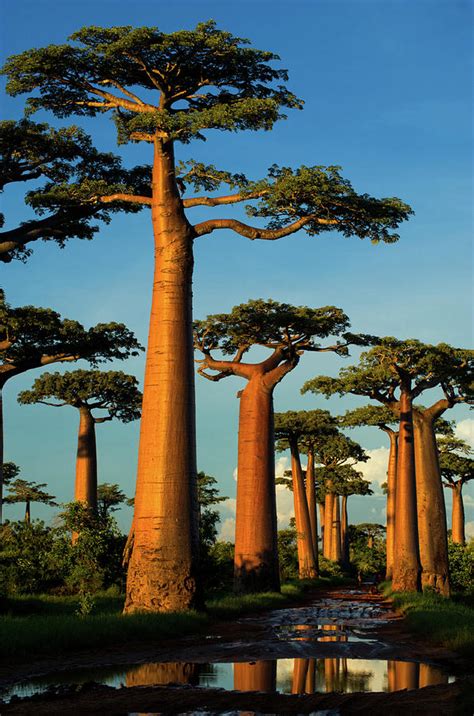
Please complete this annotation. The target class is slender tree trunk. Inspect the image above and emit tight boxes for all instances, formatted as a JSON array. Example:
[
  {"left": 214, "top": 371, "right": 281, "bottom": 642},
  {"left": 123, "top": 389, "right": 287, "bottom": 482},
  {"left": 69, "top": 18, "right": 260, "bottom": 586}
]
[
  {"left": 341, "top": 495, "right": 349, "bottom": 565},
  {"left": 292, "top": 659, "right": 309, "bottom": 694},
  {"left": 413, "top": 410, "right": 450, "bottom": 595},
  {"left": 305, "top": 448, "right": 318, "bottom": 563},
  {"left": 451, "top": 482, "right": 465, "bottom": 545},
  {"left": 125, "top": 138, "right": 200, "bottom": 613},
  {"left": 319, "top": 502, "right": 325, "bottom": 554},
  {"left": 385, "top": 430, "right": 398, "bottom": 580},
  {"left": 305, "top": 658, "right": 316, "bottom": 693},
  {"left": 290, "top": 439, "right": 318, "bottom": 578},
  {"left": 323, "top": 491, "right": 335, "bottom": 559},
  {"left": 75, "top": 406, "right": 98, "bottom": 511},
  {"left": 25, "top": 500, "right": 30, "bottom": 524},
  {"left": 392, "top": 387, "right": 421, "bottom": 592},
  {"left": 234, "top": 377, "right": 280, "bottom": 593},
  {"left": 330, "top": 495, "right": 342, "bottom": 562}
]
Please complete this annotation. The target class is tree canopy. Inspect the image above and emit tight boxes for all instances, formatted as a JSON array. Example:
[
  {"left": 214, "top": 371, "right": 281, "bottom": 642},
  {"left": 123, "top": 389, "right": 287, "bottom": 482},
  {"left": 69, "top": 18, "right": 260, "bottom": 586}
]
[
  {"left": 0, "top": 290, "right": 143, "bottom": 388},
  {"left": 97, "top": 482, "right": 130, "bottom": 520},
  {"left": 0, "top": 119, "right": 147, "bottom": 262},
  {"left": 17, "top": 369, "right": 142, "bottom": 423},
  {"left": 5, "top": 478, "right": 57, "bottom": 521}
]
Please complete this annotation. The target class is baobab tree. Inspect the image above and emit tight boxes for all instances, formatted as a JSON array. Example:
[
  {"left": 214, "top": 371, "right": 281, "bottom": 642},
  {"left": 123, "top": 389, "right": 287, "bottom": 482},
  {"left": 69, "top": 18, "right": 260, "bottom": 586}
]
[
  {"left": 0, "top": 119, "right": 145, "bottom": 262},
  {"left": 304, "top": 339, "right": 473, "bottom": 593},
  {"left": 0, "top": 290, "right": 142, "bottom": 523},
  {"left": 18, "top": 370, "right": 141, "bottom": 512},
  {"left": 4, "top": 477, "right": 56, "bottom": 523},
  {"left": 3, "top": 22, "right": 412, "bottom": 610},
  {"left": 195, "top": 300, "right": 352, "bottom": 591},
  {"left": 274, "top": 409, "right": 339, "bottom": 578},
  {"left": 439, "top": 436, "right": 473, "bottom": 545},
  {"left": 335, "top": 468, "right": 372, "bottom": 566}
]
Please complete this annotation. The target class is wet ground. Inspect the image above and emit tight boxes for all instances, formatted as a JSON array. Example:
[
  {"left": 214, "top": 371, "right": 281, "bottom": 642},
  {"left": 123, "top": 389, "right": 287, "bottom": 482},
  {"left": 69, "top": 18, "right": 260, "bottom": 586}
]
[{"left": 2, "top": 587, "right": 473, "bottom": 714}]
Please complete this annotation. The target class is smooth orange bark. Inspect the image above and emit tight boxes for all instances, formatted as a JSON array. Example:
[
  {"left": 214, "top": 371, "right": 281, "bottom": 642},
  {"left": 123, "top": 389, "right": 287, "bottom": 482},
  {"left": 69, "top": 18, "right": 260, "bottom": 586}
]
[
  {"left": 290, "top": 439, "right": 318, "bottom": 578},
  {"left": 413, "top": 409, "right": 450, "bottom": 595},
  {"left": 392, "top": 387, "right": 421, "bottom": 592},
  {"left": 451, "top": 482, "right": 465, "bottom": 545},
  {"left": 234, "top": 661, "right": 276, "bottom": 692},
  {"left": 341, "top": 494, "right": 349, "bottom": 565},
  {"left": 319, "top": 502, "right": 325, "bottom": 553},
  {"left": 125, "top": 139, "right": 199, "bottom": 612},
  {"left": 323, "top": 491, "right": 335, "bottom": 559},
  {"left": 74, "top": 406, "right": 98, "bottom": 511},
  {"left": 292, "top": 658, "right": 309, "bottom": 694},
  {"left": 330, "top": 495, "right": 342, "bottom": 562},
  {"left": 305, "top": 448, "right": 319, "bottom": 561},
  {"left": 384, "top": 430, "right": 398, "bottom": 580},
  {"left": 234, "top": 377, "right": 280, "bottom": 592}
]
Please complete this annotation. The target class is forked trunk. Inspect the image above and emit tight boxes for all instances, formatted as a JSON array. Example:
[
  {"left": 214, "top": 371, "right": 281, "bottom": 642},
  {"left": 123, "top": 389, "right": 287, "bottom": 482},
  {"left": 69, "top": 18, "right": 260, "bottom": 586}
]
[
  {"left": 392, "top": 387, "right": 421, "bottom": 592},
  {"left": 330, "top": 495, "right": 342, "bottom": 562},
  {"left": 413, "top": 410, "right": 450, "bottom": 595},
  {"left": 125, "top": 139, "right": 200, "bottom": 613},
  {"left": 25, "top": 500, "right": 31, "bottom": 524},
  {"left": 385, "top": 430, "right": 398, "bottom": 580},
  {"left": 451, "top": 482, "right": 465, "bottom": 545},
  {"left": 323, "top": 491, "right": 335, "bottom": 559},
  {"left": 74, "top": 406, "right": 98, "bottom": 511},
  {"left": 290, "top": 439, "right": 318, "bottom": 579},
  {"left": 234, "top": 377, "right": 280, "bottom": 593},
  {"left": 305, "top": 448, "right": 318, "bottom": 561},
  {"left": 341, "top": 495, "right": 349, "bottom": 565}
]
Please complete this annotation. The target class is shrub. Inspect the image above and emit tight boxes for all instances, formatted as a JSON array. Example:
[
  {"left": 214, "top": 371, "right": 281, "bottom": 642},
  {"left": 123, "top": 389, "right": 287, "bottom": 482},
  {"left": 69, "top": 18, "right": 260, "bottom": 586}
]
[{"left": 448, "top": 539, "right": 474, "bottom": 594}]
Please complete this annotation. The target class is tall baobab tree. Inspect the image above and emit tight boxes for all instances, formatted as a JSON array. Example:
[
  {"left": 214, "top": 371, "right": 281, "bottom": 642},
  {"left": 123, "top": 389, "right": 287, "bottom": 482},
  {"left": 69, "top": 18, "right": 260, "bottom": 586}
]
[
  {"left": 18, "top": 370, "right": 141, "bottom": 512},
  {"left": 195, "top": 300, "right": 353, "bottom": 592},
  {"left": 0, "top": 290, "right": 142, "bottom": 524},
  {"left": 304, "top": 339, "right": 473, "bottom": 594},
  {"left": 439, "top": 436, "right": 473, "bottom": 545},
  {"left": 3, "top": 22, "right": 412, "bottom": 610}
]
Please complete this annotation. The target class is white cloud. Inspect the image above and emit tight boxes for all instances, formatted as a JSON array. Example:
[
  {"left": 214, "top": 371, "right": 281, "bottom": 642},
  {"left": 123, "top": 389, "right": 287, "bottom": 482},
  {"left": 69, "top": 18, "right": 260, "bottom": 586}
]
[
  {"left": 465, "top": 521, "right": 474, "bottom": 540},
  {"left": 455, "top": 419, "right": 474, "bottom": 449},
  {"left": 354, "top": 446, "right": 390, "bottom": 490},
  {"left": 219, "top": 517, "right": 236, "bottom": 542}
]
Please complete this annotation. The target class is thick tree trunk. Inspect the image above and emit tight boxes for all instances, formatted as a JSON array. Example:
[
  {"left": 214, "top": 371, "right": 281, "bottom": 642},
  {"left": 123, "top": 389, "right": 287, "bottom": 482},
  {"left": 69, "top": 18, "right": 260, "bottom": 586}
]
[
  {"left": 234, "top": 661, "right": 276, "bottom": 693},
  {"left": 392, "top": 388, "right": 421, "bottom": 592},
  {"left": 413, "top": 410, "right": 450, "bottom": 595},
  {"left": 323, "top": 491, "right": 335, "bottom": 559},
  {"left": 330, "top": 495, "right": 342, "bottom": 562},
  {"left": 74, "top": 406, "right": 98, "bottom": 511},
  {"left": 290, "top": 440, "right": 318, "bottom": 579},
  {"left": 451, "top": 482, "right": 465, "bottom": 545},
  {"left": 305, "top": 448, "right": 318, "bottom": 562},
  {"left": 125, "top": 138, "right": 200, "bottom": 613},
  {"left": 233, "top": 377, "right": 280, "bottom": 593},
  {"left": 25, "top": 500, "right": 30, "bottom": 524},
  {"left": 319, "top": 502, "right": 325, "bottom": 554},
  {"left": 385, "top": 430, "right": 398, "bottom": 580},
  {"left": 341, "top": 495, "right": 349, "bottom": 565}
]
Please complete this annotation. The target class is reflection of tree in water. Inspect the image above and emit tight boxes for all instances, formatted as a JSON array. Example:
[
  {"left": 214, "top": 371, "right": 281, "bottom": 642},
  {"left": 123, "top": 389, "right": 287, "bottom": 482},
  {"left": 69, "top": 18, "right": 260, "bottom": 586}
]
[
  {"left": 388, "top": 661, "right": 448, "bottom": 692},
  {"left": 234, "top": 661, "right": 276, "bottom": 693},
  {"left": 126, "top": 662, "right": 199, "bottom": 687},
  {"left": 316, "top": 658, "right": 372, "bottom": 693}
]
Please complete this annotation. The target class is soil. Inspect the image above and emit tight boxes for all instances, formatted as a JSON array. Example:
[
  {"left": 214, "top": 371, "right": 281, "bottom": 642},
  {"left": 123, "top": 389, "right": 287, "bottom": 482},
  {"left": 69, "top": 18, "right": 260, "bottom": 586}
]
[{"left": 1, "top": 586, "right": 473, "bottom": 715}]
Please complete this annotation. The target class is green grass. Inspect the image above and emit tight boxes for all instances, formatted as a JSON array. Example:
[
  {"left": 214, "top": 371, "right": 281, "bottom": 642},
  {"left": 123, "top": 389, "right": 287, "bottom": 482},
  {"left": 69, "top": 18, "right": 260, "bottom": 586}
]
[
  {"left": 382, "top": 584, "right": 474, "bottom": 658},
  {"left": 0, "top": 576, "right": 347, "bottom": 659}
]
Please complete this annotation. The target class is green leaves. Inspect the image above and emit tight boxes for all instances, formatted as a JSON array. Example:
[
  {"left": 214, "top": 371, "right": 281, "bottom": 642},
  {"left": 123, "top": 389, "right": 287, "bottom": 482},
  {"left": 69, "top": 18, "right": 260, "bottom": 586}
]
[
  {"left": 2, "top": 21, "right": 301, "bottom": 143},
  {"left": 194, "top": 299, "right": 350, "bottom": 355},
  {"left": 5, "top": 479, "right": 57, "bottom": 508},
  {"left": 18, "top": 369, "right": 142, "bottom": 423}
]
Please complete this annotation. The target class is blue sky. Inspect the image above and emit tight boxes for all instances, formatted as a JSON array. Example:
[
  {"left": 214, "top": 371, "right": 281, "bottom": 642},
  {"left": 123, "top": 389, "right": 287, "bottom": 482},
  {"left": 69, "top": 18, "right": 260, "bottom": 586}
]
[{"left": 1, "top": 0, "right": 472, "bottom": 535}]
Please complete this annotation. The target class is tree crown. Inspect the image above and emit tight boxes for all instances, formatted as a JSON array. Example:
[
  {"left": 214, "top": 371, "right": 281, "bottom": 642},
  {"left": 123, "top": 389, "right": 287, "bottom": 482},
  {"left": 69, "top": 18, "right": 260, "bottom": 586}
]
[
  {"left": 18, "top": 369, "right": 142, "bottom": 422},
  {"left": 5, "top": 478, "right": 57, "bottom": 507}
]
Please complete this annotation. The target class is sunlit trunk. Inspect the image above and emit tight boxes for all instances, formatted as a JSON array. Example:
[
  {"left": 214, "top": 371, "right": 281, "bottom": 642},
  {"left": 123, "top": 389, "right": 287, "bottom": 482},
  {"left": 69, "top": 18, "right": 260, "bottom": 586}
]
[
  {"left": 413, "top": 410, "right": 450, "bottom": 595},
  {"left": 330, "top": 495, "right": 342, "bottom": 562},
  {"left": 290, "top": 439, "right": 317, "bottom": 578},
  {"left": 323, "top": 491, "right": 335, "bottom": 559},
  {"left": 305, "top": 448, "right": 318, "bottom": 561},
  {"left": 125, "top": 138, "right": 200, "bottom": 613},
  {"left": 392, "top": 387, "right": 421, "bottom": 592},
  {"left": 319, "top": 502, "right": 325, "bottom": 554},
  {"left": 341, "top": 494, "right": 349, "bottom": 565},
  {"left": 74, "top": 407, "right": 98, "bottom": 510},
  {"left": 25, "top": 500, "right": 31, "bottom": 523},
  {"left": 385, "top": 430, "right": 398, "bottom": 580},
  {"left": 451, "top": 482, "right": 465, "bottom": 545},
  {"left": 394, "top": 660, "right": 419, "bottom": 691},
  {"left": 234, "top": 661, "right": 276, "bottom": 692},
  {"left": 234, "top": 377, "right": 280, "bottom": 593}
]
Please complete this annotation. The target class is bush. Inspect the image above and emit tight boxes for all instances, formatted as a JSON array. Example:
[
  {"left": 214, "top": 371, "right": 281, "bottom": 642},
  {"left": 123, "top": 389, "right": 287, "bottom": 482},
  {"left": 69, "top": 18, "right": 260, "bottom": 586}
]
[
  {"left": 448, "top": 539, "right": 474, "bottom": 594},
  {"left": 278, "top": 527, "right": 298, "bottom": 581},
  {"left": 318, "top": 555, "right": 344, "bottom": 578}
]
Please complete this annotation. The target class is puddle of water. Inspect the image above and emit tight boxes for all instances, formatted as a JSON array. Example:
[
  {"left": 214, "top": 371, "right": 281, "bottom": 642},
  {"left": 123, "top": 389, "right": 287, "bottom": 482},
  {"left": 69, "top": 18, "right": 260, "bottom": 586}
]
[{"left": 2, "top": 658, "right": 453, "bottom": 704}]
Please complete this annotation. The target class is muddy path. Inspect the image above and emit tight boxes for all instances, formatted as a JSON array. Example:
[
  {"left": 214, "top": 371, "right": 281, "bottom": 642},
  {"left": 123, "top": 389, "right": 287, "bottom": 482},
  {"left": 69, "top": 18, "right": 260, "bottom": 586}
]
[{"left": 2, "top": 586, "right": 473, "bottom": 714}]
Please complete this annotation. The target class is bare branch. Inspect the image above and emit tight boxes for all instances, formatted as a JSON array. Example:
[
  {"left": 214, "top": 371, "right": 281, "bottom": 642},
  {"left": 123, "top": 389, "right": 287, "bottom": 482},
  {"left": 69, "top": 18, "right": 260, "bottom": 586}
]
[
  {"left": 99, "top": 79, "right": 146, "bottom": 105},
  {"left": 183, "top": 190, "right": 266, "bottom": 209},
  {"left": 100, "top": 193, "right": 152, "bottom": 206},
  {"left": 193, "top": 215, "right": 338, "bottom": 240}
]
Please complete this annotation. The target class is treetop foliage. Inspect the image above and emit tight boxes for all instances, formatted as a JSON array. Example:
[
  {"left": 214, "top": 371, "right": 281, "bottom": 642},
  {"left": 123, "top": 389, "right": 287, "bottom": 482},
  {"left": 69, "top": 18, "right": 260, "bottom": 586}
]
[
  {"left": 339, "top": 404, "right": 398, "bottom": 430},
  {"left": 2, "top": 462, "right": 20, "bottom": 485},
  {"left": 194, "top": 299, "right": 352, "bottom": 357},
  {"left": 302, "top": 337, "right": 474, "bottom": 405},
  {"left": 5, "top": 478, "right": 57, "bottom": 507},
  {"left": 438, "top": 435, "right": 474, "bottom": 486},
  {"left": 17, "top": 369, "right": 142, "bottom": 423},
  {"left": 314, "top": 464, "right": 372, "bottom": 497},
  {"left": 2, "top": 21, "right": 301, "bottom": 144},
  {"left": 0, "top": 120, "right": 147, "bottom": 262},
  {"left": 97, "top": 482, "right": 130, "bottom": 519},
  {"left": 0, "top": 290, "right": 143, "bottom": 384}
]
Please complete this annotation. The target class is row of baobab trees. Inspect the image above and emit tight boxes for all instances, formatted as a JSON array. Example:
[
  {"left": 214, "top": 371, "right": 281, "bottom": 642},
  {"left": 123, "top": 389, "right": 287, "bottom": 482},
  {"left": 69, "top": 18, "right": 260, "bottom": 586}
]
[
  {"left": 2, "top": 289, "right": 472, "bottom": 598},
  {"left": 0, "top": 22, "right": 472, "bottom": 612}
]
